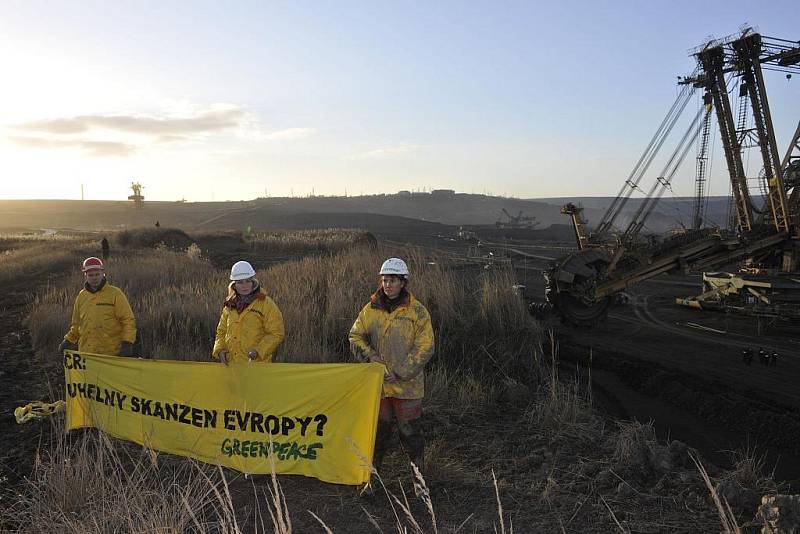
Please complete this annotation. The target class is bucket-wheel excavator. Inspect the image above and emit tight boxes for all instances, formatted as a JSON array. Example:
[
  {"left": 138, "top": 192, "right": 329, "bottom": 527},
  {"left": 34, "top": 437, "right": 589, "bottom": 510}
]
[{"left": 544, "top": 29, "right": 800, "bottom": 326}]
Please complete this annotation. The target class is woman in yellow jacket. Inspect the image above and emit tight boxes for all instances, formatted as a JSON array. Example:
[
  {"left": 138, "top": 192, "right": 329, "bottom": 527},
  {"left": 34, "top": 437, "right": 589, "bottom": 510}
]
[
  {"left": 349, "top": 257, "right": 435, "bottom": 483},
  {"left": 212, "top": 261, "right": 285, "bottom": 364}
]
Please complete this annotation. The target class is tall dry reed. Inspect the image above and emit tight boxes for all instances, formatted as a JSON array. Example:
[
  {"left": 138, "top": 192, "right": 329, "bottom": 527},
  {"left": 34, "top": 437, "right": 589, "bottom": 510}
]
[
  {"left": 29, "top": 244, "right": 541, "bottom": 384},
  {"left": 3, "top": 423, "right": 223, "bottom": 533},
  {"left": 248, "top": 228, "right": 375, "bottom": 256},
  {"left": 28, "top": 249, "right": 221, "bottom": 360}
]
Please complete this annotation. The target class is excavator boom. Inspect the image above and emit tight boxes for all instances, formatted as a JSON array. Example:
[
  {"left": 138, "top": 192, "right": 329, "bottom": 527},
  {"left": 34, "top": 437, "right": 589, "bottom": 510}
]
[{"left": 546, "top": 30, "right": 800, "bottom": 326}]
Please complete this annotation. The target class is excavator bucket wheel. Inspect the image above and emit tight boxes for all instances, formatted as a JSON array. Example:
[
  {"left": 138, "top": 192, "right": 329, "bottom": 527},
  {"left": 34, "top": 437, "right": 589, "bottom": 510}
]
[
  {"left": 545, "top": 249, "right": 615, "bottom": 327},
  {"left": 549, "top": 291, "right": 613, "bottom": 327}
]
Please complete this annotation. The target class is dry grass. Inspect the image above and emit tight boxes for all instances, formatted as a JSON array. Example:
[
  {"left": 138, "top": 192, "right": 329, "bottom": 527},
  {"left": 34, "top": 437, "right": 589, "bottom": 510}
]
[
  {"left": 0, "top": 231, "right": 90, "bottom": 242},
  {"left": 5, "top": 424, "right": 223, "bottom": 533},
  {"left": 29, "top": 242, "right": 540, "bottom": 372},
  {"left": 525, "top": 332, "right": 598, "bottom": 441},
  {"left": 0, "top": 241, "right": 93, "bottom": 284},
  {"left": 115, "top": 227, "right": 194, "bottom": 249},
  {"left": 3, "top": 420, "right": 518, "bottom": 534},
  {"left": 190, "top": 230, "right": 246, "bottom": 242},
  {"left": 613, "top": 420, "right": 658, "bottom": 468},
  {"left": 247, "top": 228, "right": 376, "bottom": 256},
  {"left": 27, "top": 249, "right": 220, "bottom": 360},
  {"left": 692, "top": 452, "right": 742, "bottom": 534},
  {"left": 478, "top": 269, "right": 527, "bottom": 332},
  {"left": 3, "top": 423, "right": 321, "bottom": 534},
  {"left": 724, "top": 445, "right": 780, "bottom": 495}
]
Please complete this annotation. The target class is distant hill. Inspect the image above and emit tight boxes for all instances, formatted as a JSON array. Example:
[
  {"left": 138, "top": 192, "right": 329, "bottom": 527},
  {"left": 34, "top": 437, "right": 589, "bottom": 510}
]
[
  {"left": 536, "top": 196, "right": 740, "bottom": 232},
  {"left": 252, "top": 193, "right": 741, "bottom": 232},
  {"left": 0, "top": 193, "right": 743, "bottom": 234},
  {"left": 0, "top": 199, "right": 446, "bottom": 235}
]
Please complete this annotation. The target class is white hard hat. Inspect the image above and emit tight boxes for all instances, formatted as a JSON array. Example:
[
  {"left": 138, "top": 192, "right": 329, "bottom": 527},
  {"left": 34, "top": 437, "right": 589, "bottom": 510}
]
[
  {"left": 379, "top": 257, "right": 409, "bottom": 278},
  {"left": 230, "top": 260, "right": 256, "bottom": 281}
]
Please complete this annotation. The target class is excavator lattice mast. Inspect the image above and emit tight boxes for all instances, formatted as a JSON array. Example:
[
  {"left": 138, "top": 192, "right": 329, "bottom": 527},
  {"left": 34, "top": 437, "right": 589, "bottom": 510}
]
[
  {"left": 544, "top": 29, "right": 800, "bottom": 326},
  {"left": 733, "top": 34, "right": 790, "bottom": 233},
  {"left": 697, "top": 44, "right": 755, "bottom": 231}
]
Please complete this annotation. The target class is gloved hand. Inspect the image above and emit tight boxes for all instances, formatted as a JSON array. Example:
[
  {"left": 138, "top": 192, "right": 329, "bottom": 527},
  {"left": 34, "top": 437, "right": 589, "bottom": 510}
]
[
  {"left": 118, "top": 341, "right": 134, "bottom": 357},
  {"left": 218, "top": 350, "right": 229, "bottom": 366},
  {"left": 247, "top": 349, "right": 258, "bottom": 361},
  {"left": 58, "top": 340, "right": 78, "bottom": 354}
]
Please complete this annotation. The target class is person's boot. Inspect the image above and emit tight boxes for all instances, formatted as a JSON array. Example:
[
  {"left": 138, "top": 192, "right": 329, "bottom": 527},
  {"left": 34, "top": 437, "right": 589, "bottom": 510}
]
[
  {"left": 399, "top": 420, "right": 428, "bottom": 497},
  {"left": 360, "top": 420, "right": 393, "bottom": 498},
  {"left": 372, "top": 420, "right": 393, "bottom": 471}
]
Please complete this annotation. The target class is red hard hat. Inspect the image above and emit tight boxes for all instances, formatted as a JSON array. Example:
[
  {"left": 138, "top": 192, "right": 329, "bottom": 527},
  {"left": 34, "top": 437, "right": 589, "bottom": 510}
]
[{"left": 82, "top": 257, "right": 104, "bottom": 272}]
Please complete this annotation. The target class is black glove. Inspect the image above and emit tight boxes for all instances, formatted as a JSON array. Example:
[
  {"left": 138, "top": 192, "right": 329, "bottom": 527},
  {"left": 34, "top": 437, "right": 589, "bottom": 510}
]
[
  {"left": 118, "top": 341, "right": 134, "bottom": 357},
  {"left": 58, "top": 340, "right": 78, "bottom": 354}
]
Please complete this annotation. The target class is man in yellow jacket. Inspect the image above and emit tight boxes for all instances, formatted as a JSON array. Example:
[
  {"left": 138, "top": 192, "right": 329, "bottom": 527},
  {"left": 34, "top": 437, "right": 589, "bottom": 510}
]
[
  {"left": 349, "top": 257, "right": 435, "bottom": 486},
  {"left": 59, "top": 257, "right": 137, "bottom": 357},
  {"left": 212, "top": 260, "right": 285, "bottom": 364}
]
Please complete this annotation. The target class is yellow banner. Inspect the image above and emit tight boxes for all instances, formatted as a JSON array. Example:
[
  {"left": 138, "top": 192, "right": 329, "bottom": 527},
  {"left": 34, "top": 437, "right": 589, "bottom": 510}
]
[{"left": 64, "top": 351, "right": 384, "bottom": 485}]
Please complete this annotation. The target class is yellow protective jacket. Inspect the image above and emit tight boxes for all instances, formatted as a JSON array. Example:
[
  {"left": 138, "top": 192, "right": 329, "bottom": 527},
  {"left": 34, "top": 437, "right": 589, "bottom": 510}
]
[
  {"left": 348, "top": 291, "right": 435, "bottom": 399},
  {"left": 64, "top": 281, "right": 136, "bottom": 356},
  {"left": 212, "top": 286, "right": 285, "bottom": 363}
]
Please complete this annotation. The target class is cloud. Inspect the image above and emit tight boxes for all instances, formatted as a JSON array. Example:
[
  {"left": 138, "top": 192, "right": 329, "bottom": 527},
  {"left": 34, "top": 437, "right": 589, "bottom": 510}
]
[
  {"left": 7, "top": 105, "right": 315, "bottom": 158},
  {"left": 15, "top": 107, "right": 245, "bottom": 136},
  {"left": 264, "top": 127, "right": 317, "bottom": 140},
  {"left": 155, "top": 134, "right": 192, "bottom": 144},
  {"left": 16, "top": 118, "right": 88, "bottom": 134},
  {"left": 8, "top": 136, "right": 136, "bottom": 156},
  {"left": 6, "top": 105, "right": 251, "bottom": 157},
  {"left": 348, "top": 144, "right": 421, "bottom": 160}
]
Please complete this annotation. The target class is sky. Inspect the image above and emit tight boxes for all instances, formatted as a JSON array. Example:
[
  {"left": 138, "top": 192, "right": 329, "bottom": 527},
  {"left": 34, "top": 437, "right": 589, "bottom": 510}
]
[{"left": 0, "top": 0, "right": 798, "bottom": 202}]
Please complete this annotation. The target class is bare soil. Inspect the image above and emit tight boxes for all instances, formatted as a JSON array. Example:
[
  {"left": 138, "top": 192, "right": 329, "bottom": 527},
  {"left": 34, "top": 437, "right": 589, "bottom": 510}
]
[{"left": 0, "top": 275, "right": 63, "bottom": 484}]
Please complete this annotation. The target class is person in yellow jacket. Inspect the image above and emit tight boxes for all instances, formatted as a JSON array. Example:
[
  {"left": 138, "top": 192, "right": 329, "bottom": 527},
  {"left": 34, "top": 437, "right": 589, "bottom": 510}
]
[
  {"left": 349, "top": 257, "right": 435, "bottom": 484},
  {"left": 59, "top": 257, "right": 137, "bottom": 357},
  {"left": 212, "top": 260, "right": 285, "bottom": 364}
]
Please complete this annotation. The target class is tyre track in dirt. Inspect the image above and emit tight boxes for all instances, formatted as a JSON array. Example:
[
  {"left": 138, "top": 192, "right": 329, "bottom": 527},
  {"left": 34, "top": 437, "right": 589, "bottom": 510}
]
[{"left": 626, "top": 292, "right": 794, "bottom": 355}]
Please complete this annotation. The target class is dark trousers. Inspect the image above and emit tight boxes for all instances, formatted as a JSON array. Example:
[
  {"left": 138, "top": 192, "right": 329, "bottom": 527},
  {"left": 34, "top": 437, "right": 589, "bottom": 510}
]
[{"left": 373, "top": 397, "right": 424, "bottom": 470}]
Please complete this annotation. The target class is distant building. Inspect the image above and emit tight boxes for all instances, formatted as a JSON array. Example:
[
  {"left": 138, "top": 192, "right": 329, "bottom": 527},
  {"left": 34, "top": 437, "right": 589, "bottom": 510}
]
[
  {"left": 397, "top": 190, "right": 411, "bottom": 196},
  {"left": 431, "top": 189, "right": 455, "bottom": 197}
]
